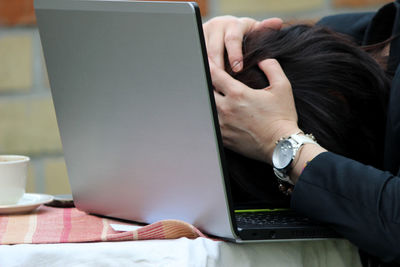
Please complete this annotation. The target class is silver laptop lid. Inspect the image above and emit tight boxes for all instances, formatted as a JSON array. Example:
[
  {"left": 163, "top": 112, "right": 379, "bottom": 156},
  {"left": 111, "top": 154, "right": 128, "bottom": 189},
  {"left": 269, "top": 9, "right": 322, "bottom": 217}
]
[{"left": 35, "top": 0, "right": 237, "bottom": 239}]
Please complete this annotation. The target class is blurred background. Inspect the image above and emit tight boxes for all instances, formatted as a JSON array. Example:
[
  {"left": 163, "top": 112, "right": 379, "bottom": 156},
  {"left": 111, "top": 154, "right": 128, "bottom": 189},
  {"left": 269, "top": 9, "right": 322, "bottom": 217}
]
[{"left": 0, "top": 0, "right": 393, "bottom": 195}]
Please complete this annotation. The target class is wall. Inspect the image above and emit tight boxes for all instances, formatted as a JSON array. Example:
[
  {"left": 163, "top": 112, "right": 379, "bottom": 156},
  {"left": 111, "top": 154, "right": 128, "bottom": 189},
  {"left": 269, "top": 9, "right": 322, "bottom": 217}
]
[
  {"left": 207, "top": 0, "right": 392, "bottom": 20},
  {"left": 0, "top": 0, "right": 393, "bottom": 195}
]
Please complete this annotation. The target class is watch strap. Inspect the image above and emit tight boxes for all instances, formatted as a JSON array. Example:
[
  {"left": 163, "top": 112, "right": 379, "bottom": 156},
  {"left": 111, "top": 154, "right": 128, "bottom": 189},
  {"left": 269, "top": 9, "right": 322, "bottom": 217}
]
[{"left": 290, "top": 133, "right": 317, "bottom": 147}]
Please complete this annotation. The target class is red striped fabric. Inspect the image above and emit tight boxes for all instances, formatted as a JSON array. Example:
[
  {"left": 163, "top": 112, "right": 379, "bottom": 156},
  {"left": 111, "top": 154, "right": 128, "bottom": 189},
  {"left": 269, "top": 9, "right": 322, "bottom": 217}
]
[
  {"left": 0, "top": 216, "right": 9, "bottom": 243},
  {"left": 60, "top": 208, "right": 72, "bottom": 242},
  {"left": 0, "top": 206, "right": 206, "bottom": 244}
]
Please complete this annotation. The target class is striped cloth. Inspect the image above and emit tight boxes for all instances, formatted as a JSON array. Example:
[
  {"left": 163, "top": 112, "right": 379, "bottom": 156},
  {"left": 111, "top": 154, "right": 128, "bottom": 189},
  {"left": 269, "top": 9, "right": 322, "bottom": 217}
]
[{"left": 0, "top": 206, "right": 206, "bottom": 244}]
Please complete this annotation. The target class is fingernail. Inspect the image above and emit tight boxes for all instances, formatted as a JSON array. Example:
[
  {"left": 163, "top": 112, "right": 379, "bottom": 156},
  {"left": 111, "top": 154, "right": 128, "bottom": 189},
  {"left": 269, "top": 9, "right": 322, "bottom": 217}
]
[{"left": 232, "top": 61, "right": 242, "bottom": 72}]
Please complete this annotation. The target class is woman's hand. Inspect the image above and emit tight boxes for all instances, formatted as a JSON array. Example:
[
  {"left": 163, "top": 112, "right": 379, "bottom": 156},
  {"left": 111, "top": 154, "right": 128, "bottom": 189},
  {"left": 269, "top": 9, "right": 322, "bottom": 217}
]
[
  {"left": 210, "top": 58, "right": 300, "bottom": 164},
  {"left": 203, "top": 16, "right": 283, "bottom": 72}
]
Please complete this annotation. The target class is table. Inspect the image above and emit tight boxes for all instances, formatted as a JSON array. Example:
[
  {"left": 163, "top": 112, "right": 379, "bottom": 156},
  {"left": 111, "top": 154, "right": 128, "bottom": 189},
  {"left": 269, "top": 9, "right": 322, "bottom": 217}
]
[
  {"left": 0, "top": 206, "right": 361, "bottom": 266},
  {"left": 0, "top": 238, "right": 362, "bottom": 266}
]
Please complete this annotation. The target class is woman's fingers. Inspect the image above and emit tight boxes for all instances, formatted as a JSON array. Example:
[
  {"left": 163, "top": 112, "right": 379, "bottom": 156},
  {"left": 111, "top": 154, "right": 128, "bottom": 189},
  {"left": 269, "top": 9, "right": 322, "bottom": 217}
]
[
  {"left": 204, "top": 16, "right": 283, "bottom": 73},
  {"left": 224, "top": 28, "right": 244, "bottom": 72},
  {"left": 254, "top": 18, "right": 283, "bottom": 31},
  {"left": 209, "top": 59, "right": 242, "bottom": 96},
  {"left": 204, "top": 16, "right": 258, "bottom": 70},
  {"left": 258, "top": 59, "right": 290, "bottom": 90},
  {"left": 224, "top": 17, "right": 284, "bottom": 72},
  {"left": 204, "top": 22, "right": 226, "bottom": 69}
]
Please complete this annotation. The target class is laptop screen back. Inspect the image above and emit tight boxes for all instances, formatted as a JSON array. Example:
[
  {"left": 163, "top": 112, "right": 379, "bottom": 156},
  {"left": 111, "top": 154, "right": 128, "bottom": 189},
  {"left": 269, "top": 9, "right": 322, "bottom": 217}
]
[{"left": 35, "top": 0, "right": 237, "bottom": 239}]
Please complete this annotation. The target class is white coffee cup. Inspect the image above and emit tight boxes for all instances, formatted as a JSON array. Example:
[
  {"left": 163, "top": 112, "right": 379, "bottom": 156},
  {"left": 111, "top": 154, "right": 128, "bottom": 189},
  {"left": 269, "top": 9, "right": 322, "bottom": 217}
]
[{"left": 0, "top": 155, "right": 30, "bottom": 205}]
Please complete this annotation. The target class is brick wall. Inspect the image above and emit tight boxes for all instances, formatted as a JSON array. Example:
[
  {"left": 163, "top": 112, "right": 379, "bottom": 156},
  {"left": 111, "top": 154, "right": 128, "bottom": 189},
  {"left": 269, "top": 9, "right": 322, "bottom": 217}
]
[
  {"left": 0, "top": 0, "right": 393, "bottom": 195},
  {"left": 0, "top": 26, "right": 68, "bottom": 194}
]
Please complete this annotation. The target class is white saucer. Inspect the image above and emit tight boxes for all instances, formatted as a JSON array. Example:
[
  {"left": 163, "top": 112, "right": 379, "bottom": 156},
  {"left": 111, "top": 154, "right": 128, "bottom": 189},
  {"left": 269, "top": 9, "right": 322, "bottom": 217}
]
[{"left": 0, "top": 193, "right": 54, "bottom": 215}]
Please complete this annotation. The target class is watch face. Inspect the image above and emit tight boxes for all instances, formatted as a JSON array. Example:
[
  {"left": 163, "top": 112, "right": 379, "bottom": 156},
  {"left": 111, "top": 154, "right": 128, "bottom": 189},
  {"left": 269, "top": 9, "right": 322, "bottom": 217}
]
[{"left": 272, "top": 140, "right": 294, "bottom": 169}]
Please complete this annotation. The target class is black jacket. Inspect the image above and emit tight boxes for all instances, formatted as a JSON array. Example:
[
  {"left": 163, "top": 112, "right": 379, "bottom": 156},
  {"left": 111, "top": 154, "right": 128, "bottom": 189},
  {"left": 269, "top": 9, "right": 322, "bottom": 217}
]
[{"left": 291, "top": 0, "right": 400, "bottom": 264}]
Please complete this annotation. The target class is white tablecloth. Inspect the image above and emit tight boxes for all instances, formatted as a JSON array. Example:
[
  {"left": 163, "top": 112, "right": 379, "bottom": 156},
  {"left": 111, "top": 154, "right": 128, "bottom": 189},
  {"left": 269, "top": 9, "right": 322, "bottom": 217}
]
[{"left": 0, "top": 237, "right": 361, "bottom": 267}]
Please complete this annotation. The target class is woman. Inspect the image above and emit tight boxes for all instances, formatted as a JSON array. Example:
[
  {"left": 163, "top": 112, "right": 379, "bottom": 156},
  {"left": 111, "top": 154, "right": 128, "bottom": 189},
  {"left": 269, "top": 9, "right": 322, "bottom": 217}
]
[
  {"left": 225, "top": 24, "right": 390, "bottom": 206},
  {"left": 205, "top": 0, "right": 400, "bottom": 264}
]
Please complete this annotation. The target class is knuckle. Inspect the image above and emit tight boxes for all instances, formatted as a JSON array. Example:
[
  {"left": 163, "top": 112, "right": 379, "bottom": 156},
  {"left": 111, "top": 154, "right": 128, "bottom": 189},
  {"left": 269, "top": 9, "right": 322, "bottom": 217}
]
[
  {"left": 207, "top": 47, "right": 219, "bottom": 58},
  {"left": 265, "top": 58, "right": 278, "bottom": 65},
  {"left": 219, "top": 104, "right": 231, "bottom": 116},
  {"left": 274, "top": 80, "right": 288, "bottom": 89},
  {"left": 218, "top": 15, "right": 237, "bottom": 23},
  {"left": 204, "top": 17, "right": 219, "bottom": 26},
  {"left": 230, "top": 88, "right": 244, "bottom": 99},
  {"left": 278, "top": 80, "right": 292, "bottom": 91},
  {"left": 207, "top": 15, "right": 236, "bottom": 27},
  {"left": 224, "top": 32, "right": 242, "bottom": 43}
]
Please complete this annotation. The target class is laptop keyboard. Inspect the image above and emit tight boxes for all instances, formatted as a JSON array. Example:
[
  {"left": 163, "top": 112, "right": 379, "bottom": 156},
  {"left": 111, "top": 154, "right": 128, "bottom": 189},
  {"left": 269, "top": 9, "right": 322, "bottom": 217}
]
[{"left": 235, "top": 210, "right": 317, "bottom": 227}]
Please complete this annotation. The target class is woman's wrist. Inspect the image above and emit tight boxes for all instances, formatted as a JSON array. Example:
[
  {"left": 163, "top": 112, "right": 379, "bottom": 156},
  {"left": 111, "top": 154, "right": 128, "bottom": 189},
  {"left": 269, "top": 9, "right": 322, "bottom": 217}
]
[
  {"left": 265, "top": 123, "right": 301, "bottom": 165},
  {"left": 266, "top": 125, "right": 327, "bottom": 186},
  {"left": 289, "top": 143, "right": 327, "bottom": 184}
]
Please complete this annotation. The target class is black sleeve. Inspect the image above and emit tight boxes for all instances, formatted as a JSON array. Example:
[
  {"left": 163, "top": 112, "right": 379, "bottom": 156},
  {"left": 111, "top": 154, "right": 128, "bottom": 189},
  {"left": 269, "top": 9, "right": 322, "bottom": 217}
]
[
  {"left": 316, "top": 12, "right": 375, "bottom": 44},
  {"left": 291, "top": 152, "right": 400, "bottom": 263},
  {"left": 317, "top": 1, "right": 398, "bottom": 45}
]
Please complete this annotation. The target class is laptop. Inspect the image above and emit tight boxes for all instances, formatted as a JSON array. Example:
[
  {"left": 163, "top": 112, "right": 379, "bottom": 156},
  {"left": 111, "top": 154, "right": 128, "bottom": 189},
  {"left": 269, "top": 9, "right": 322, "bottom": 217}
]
[{"left": 35, "top": 0, "right": 338, "bottom": 241}]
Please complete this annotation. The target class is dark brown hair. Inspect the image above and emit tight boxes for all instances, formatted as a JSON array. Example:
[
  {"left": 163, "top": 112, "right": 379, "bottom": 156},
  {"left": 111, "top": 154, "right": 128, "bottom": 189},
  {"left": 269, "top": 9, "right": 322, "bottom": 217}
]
[{"left": 224, "top": 25, "right": 391, "bottom": 204}]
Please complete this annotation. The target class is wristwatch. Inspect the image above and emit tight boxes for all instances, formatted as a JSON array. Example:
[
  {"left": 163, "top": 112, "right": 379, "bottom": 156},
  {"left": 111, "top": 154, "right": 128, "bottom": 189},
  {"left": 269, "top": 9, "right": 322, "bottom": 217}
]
[{"left": 272, "top": 133, "right": 317, "bottom": 185}]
